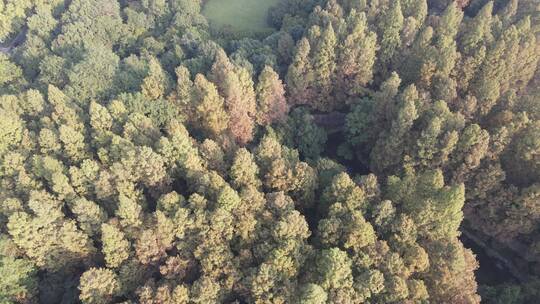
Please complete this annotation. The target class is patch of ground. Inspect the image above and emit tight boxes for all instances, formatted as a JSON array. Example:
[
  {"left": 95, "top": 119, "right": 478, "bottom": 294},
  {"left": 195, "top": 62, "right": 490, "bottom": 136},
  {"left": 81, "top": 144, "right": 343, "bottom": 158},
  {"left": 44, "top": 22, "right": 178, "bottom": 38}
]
[{"left": 202, "top": 0, "right": 281, "bottom": 35}]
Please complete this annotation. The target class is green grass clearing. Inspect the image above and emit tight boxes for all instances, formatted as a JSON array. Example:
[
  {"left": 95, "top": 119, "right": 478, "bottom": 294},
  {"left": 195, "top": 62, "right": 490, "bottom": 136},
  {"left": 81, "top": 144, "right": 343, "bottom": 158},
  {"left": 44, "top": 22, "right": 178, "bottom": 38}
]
[{"left": 202, "top": 0, "right": 281, "bottom": 34}]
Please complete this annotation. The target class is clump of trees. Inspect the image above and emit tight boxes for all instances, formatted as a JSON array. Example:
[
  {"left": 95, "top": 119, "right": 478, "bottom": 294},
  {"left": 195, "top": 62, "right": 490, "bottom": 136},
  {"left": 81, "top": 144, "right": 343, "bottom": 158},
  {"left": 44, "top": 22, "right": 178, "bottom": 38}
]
[{"left": 0, "top": 0, "right": 538, "bottom": 303}]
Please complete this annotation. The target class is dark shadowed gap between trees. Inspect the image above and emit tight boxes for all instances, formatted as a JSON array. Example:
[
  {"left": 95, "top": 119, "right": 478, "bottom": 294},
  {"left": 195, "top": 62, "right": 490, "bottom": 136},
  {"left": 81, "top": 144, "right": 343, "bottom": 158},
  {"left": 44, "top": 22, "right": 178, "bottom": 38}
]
[
  {"left": 461, "top": 231, "right": 521, "bottom": 286},
  {"left": 313, "top": 111, "right": 370, "bottom": 174},
  {"left": 0, "top": 27, "right": 26, "bottom": 55}
]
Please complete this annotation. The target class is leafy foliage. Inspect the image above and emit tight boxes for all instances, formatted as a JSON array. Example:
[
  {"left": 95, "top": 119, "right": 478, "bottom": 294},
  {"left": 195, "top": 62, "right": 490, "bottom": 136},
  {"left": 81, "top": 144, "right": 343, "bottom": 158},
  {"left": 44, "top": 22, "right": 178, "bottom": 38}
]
[{"left": 0, "top": 0, "right": 539, "bottom": 303}]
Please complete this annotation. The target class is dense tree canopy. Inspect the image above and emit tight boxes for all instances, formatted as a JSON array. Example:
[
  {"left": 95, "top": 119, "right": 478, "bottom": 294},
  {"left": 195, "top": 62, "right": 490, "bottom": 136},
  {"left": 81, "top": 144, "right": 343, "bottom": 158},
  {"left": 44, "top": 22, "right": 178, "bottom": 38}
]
[{"left": 0, "top": 0, "right": 538, "bottom": 303}]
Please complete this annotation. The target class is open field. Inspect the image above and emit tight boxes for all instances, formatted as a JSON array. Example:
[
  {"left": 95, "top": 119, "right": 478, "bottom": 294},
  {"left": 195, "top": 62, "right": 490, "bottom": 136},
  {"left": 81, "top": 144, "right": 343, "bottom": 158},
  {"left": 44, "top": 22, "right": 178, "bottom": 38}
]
[{"left": 202, "top": 0, "right": 281, "bottom": 34}]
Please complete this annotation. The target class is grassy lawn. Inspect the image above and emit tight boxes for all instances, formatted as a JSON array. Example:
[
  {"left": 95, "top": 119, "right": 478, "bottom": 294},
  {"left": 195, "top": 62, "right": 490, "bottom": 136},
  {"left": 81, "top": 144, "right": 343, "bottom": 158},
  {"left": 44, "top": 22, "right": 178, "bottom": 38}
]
[{"left": 202, "top": 0, "right": 281, "bottom": 34}]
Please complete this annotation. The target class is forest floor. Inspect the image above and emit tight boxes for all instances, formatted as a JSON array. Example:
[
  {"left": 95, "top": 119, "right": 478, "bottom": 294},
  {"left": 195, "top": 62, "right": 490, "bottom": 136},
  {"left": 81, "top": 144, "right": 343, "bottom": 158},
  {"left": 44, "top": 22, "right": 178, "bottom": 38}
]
[
  {"left": 0, "top": 27, "right": 26, "bottom": 55},
  {"left": 202, "top": 0, "right": 280, "bottom": 34}
]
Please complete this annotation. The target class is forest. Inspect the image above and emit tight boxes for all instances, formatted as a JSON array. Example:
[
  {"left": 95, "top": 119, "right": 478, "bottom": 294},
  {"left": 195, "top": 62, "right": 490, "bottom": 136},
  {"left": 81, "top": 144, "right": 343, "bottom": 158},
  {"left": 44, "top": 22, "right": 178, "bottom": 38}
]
[{"left": 0, "top": 0, "right": 538, "bottom": 303}]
